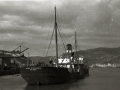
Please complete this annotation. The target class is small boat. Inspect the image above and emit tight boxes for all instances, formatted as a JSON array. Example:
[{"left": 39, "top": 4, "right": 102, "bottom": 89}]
[{"left": 20, "top": 6, "right": 89, "bottom": 85}]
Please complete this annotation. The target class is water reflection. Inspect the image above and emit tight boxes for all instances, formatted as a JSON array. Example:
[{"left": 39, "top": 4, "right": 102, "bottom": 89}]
[{"left": 24, "top": 81, "right": 84, "bottom": 90}]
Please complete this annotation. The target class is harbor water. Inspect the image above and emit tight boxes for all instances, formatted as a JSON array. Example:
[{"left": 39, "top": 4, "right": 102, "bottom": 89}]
[{"left": 0, "top": 68, "right": 120, "bottom": 90}]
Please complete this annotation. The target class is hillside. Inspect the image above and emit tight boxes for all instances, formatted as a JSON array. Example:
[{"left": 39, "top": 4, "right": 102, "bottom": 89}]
[
  {"left": 28, "top": 47, "right": 120, "bottom": 65},
  {"left": 77, "top": 47, "right": 120, "bottom": 65}
]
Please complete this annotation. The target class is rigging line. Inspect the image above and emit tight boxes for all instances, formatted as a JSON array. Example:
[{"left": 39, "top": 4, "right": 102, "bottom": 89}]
[
  {"left": 43, "top": 30, "right": 50, "bottom": 57},
  {"left": 55, "top": 31, "right": 62, "bottom": 56},
  {"left": 14, "top": 46, "right": 21, "bottom": 51},
  {"left": 55, "top": 10, "right": 67, "bottom": 56},
  {"left": 53, "top": 10, "right": 67, "bottom": 57},
  {"left": 58, "top": 28, "right": 68, "bottom": 46},
  {"left": 43, "top": 30, "right": 51, "bottom": 57},
  {"left": 56, "top": 10, "right": 69, "bottom": 44},
  {"left": 57, "top": 28, "right": 65, "bottom": 56},
  {"left": 58, "top": 28, "right": 66, "bottom": 51},
  {"left": 45, "top": 28, "right": 55, "bottom": 61},
  {"left": 43, "top": 9, "right": 54, "bottom": 57}
]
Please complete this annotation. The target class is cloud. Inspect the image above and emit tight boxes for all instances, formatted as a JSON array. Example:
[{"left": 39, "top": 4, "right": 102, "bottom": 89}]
[{"left": 0, "top": 0, "right": 120, "bottom": 56}]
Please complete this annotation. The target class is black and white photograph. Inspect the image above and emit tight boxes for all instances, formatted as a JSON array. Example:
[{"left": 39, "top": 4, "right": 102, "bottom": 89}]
[{"left": 0, "top": 0, "right": 120, "bottom": 90}]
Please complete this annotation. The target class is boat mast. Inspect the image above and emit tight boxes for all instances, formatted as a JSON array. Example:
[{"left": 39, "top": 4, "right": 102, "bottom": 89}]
[
  {"left": 75, "top": 30, "right": 77, "bottom": 53},
  {"left": 55, "top": 6, "right": 58, "bottom": 66}
]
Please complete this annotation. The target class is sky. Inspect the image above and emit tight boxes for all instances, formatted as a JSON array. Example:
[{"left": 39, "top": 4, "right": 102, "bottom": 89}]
[{"left": 0, "top": 0, "right": 120, "bottom": 56}]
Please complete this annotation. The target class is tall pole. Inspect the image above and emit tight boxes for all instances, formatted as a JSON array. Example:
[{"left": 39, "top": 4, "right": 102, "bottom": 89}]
[
  {"left": 75, "top": 30, "right": 77, "bottom": 53},
  {"left": 55, "top": 6, "right": 58, "bottom": 66}
]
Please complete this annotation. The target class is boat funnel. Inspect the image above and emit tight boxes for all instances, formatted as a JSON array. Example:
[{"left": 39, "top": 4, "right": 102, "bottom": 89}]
[{"left": 66, "top": 44, "right": 72, "bottom": 53}]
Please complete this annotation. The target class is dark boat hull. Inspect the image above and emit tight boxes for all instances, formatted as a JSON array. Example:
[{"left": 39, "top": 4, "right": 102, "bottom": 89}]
[{"left": 20, "top": 67, "right": 83, "bottom": 85}]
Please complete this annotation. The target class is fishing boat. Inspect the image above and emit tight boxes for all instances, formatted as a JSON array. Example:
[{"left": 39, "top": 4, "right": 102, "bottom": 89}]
[{"left": 20, "top": 7, "right": 89, "bottom": 85}]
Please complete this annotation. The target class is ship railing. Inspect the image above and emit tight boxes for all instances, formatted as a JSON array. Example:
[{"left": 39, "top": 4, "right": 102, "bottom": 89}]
[
  {"left": 20, "top": 63, "right": 50, "bottom": 67},
  {"left": 20, "top": 64, "right": 35, "bottom": 67}
]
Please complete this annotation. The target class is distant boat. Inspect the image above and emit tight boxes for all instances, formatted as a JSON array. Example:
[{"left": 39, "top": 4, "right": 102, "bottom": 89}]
[{"left": 20, "top": 6, "right": 89, "bottom": 85}]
